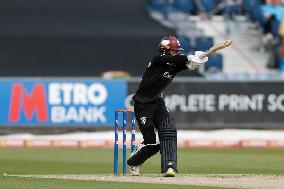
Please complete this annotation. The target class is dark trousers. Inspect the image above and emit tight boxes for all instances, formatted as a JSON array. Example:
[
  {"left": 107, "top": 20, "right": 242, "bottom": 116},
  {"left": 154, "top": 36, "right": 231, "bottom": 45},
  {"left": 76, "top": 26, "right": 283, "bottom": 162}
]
[{"left": 134, "top": 98, "right": 171, "bottom": 145}]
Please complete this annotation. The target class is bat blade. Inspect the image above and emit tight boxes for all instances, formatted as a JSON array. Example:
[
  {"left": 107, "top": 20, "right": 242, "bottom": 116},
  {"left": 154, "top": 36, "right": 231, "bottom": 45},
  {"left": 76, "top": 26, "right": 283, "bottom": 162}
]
[{"left": 199, "top": 40, "right": 232, "bottom": 59}]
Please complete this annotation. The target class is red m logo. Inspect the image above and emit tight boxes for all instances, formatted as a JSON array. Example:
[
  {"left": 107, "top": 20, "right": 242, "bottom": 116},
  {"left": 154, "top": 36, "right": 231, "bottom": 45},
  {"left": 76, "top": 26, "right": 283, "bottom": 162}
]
[{"left": 9, "top": 83, "right": 48, "bottom": 122}]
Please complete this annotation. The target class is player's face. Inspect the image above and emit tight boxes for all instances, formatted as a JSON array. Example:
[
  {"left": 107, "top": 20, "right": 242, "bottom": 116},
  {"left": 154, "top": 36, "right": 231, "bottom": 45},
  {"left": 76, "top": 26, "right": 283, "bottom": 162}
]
[{"left": 170, "top": 50, "right": 179, "bottom": 56}]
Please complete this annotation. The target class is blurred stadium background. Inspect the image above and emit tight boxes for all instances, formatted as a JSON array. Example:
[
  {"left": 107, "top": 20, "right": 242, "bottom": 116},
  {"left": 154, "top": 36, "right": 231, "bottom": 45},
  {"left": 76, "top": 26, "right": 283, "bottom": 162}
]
[{"left": 0, "top": 0, "right": 284, "bottom": 148}]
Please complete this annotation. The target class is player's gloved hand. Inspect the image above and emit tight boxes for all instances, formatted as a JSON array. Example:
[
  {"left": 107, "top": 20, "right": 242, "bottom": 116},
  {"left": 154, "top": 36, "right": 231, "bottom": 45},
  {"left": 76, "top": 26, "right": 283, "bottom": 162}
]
[{"left": 186, "top": 51, "right": 208, "bottom": 70}]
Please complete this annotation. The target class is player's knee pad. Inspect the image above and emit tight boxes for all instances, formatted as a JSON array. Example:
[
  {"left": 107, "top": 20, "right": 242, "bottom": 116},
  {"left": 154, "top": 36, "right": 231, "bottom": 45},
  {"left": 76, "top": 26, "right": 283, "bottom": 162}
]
[
  {"left": 127, "top": 143, "right": 160, "bottom": 166},
  {"left": 158, "top": 117, "right": 178, "bottom": 173}
]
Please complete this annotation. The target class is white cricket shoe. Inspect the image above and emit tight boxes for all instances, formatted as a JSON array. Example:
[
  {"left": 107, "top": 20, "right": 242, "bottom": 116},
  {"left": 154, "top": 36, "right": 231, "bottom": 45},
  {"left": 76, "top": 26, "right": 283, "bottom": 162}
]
[
  {"left": 130, "top": 165, "right": 140, "bottom": 176},
  {"left": 129, "top": 143, "right": 140, "bottom": 176}
]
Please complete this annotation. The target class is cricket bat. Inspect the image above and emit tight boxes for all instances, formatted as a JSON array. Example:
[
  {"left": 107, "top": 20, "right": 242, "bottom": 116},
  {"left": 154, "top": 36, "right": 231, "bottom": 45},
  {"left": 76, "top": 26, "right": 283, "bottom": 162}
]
[{"left": 199, "top": 40, "right": 232, "bottom": 59}]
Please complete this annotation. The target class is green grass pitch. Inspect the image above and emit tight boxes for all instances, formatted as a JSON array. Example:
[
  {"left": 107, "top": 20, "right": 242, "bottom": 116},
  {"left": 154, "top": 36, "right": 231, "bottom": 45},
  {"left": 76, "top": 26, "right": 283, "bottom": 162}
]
[{"left": 0, "top": 148, "right": 284, "bottom": 189}]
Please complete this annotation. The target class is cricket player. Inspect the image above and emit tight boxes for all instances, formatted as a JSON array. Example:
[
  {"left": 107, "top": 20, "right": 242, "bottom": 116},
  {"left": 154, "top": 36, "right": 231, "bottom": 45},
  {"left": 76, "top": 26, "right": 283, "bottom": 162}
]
[{"left": 127, "top": 36, "right": 208, "bottom": 177}]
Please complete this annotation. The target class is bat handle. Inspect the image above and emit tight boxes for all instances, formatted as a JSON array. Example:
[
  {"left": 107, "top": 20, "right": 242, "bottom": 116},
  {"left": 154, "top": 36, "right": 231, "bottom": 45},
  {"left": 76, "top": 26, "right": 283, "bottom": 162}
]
[{"left": 199, "top": 52, "right": 208, "bottom": 59}]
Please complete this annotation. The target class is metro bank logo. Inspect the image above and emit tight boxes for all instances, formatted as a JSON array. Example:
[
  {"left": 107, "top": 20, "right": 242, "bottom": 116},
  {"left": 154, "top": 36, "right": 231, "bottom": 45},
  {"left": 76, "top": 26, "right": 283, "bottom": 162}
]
[{"left": 3, "top": 80, "right": 126, "bottom": 126}]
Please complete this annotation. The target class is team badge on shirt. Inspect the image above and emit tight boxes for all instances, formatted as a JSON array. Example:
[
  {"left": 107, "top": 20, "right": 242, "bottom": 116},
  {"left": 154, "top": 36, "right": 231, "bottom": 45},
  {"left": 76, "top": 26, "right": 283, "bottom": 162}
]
[{"left": 163, "top": 72, "right": 173, "bottom": 79}]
